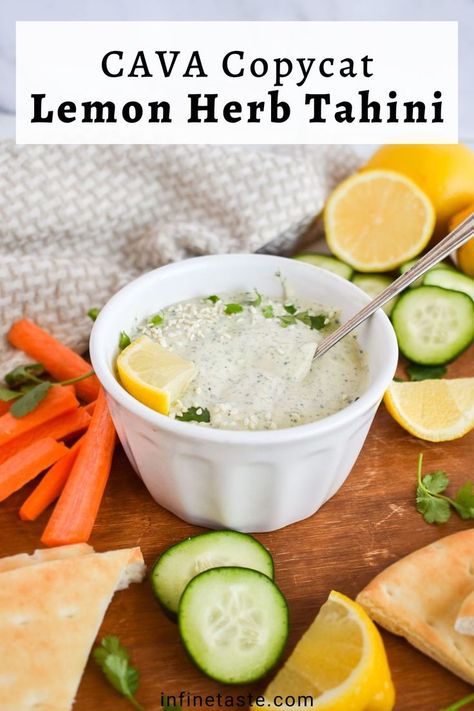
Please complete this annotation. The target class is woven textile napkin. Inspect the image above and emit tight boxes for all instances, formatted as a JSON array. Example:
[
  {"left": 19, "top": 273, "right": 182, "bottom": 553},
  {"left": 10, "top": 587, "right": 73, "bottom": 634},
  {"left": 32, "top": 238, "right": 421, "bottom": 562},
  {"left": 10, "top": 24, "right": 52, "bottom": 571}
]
[{"left": 0, "top": 142, "right": 358, "bottom": 369}]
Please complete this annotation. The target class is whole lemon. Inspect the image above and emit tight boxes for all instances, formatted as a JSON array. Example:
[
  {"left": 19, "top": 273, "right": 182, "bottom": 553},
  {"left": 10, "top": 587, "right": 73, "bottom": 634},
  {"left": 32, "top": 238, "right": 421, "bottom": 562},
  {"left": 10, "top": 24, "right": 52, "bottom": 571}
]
[{"left": 364, "top": 144, "right": 474, "bottom": 237}]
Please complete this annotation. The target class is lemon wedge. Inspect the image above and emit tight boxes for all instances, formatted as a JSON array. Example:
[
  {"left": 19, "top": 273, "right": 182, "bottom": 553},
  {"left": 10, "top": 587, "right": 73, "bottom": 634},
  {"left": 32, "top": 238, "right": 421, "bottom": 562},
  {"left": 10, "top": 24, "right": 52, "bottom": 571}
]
[
  {"left": 117, "top": 335, "right": 196, "bottom": 415},
  {"left": 384, "top": 378, "right": 474, "bottom": 442},
  {"left": 255, "top": 590, "right": 395, "bottom": 711},
  {"left": 325, "top": 169, "right": 435, "bottom": 272}
]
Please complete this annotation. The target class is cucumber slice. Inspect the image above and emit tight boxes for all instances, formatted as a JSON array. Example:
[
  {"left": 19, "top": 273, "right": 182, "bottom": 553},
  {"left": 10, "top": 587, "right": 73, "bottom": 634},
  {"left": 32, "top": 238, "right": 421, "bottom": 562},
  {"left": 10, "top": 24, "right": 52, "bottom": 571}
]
[
  {"left": 151, "top": 531, "right": 274, "bottom": 616},
  {"left": 293, "top": 253, "right": 353, "bottom": 279},
  {"left": 178, "top": 567, "right": 288, "bottom": 683},
  {"left": 423, "top": 268, "right": 474, "bottom": 302},
  {"left": 392, "top": 286, "right": 474, "bottom": 364},
  {"left": 399, "top": 259, "right": 455, "bottom": 288},
  {"left": 352, "top": 274, "right": 397, "bottom": 315}
]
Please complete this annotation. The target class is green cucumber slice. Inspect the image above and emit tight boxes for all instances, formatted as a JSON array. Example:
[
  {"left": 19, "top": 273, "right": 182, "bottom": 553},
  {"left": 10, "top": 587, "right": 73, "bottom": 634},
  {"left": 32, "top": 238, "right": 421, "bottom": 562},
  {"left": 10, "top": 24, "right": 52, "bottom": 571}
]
[
  {"left": 151, "top": 531, "right": 274, "bottom": 616},
  {"left": 293, "top": 253, "right": 353, "bottom": 279},
  {"left": 399, "top": 259, "right": 455, "bottom": 288},
  {"left": 352, "top": 274, "right": 397, "bottom": 315},
  {"left": 391, "top": 286, "right": 474, "bottom": 364},
  {"left": 178, "top": 567, "right": 288, "bottom": 683},
  {"left": 423, "top": 268, "right": 474, "bottom": 302}
]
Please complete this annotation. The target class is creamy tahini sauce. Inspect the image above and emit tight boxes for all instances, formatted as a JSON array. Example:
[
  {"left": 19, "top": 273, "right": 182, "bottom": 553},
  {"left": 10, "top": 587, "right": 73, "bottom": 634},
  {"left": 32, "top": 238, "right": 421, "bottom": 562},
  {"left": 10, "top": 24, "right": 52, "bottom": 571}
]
[{"left": 139, "top": 289, "right": 368, "bottom": 430}]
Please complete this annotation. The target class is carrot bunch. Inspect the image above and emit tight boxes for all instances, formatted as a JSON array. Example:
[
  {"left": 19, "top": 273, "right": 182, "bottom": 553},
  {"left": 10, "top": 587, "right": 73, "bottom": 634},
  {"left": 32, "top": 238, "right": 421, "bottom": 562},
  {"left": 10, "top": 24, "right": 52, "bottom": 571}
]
[{"left": 0, "top": 319, "right": 116, "bottom": 545}]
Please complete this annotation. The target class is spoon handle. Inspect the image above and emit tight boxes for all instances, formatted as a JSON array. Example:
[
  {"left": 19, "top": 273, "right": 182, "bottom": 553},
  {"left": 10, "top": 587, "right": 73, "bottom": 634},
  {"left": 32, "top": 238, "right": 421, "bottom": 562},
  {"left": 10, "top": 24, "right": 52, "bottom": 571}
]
[{"left": 314, "top": 212, "right": 474, "bottom": 360}]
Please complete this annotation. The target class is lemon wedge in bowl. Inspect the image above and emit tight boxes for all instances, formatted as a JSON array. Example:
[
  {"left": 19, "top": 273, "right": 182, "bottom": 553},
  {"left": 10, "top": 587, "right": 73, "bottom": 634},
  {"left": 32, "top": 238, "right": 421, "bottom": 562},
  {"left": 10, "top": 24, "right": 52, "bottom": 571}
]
[
  {"left": 255, "top": 590, "right": 395, "bottom": 711},
  {"left": 384, "top": 378, "right": 474, "bottom": 442},
  {"left": 117, "top": 335, "right": 196, "bottom": 415}
]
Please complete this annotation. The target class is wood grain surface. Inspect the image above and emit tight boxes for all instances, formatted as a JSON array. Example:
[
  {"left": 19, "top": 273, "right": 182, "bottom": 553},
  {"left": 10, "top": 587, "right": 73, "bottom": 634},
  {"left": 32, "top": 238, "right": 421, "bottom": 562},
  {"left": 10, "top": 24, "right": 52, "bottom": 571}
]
[{"left": 1, "top": 347, "right": 473, "bottom": 711}]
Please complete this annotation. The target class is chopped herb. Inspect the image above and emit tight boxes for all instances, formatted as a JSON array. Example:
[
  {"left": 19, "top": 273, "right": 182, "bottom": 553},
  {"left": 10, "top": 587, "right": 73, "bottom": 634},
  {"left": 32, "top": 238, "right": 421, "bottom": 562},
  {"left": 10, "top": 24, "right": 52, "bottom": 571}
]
[
  {"left": 441, "top": 693, "right": 474, "bottom": 711},
  {"left": 148, "top": 313, "right": 164, "bottom": 327},
  {"left": 93, "top": 636, "right": 145, "bottom": 711},
  {"left": 4, "top": 363, "right": 44, "bottom": 387},
  {"left": 119, "top": 331, "right": 131, "bottom": 350},
  {"left": 206, "top": 295, "right": 220, "bottom": 304},
  {"left": 296, "top": 312, "right": 326, "bottom": 330},
  {"left": 279, "top": 314, "right": 296, "bottom": 328},
  {"left": 262, "top": 305, "right": 274, "bottom": 318},
  {"left": 87, "top": 307, "right": 100, "bottom": 322},
  {"left": 10, "top": 381, "right": 52, "bottom": 418},
  {"left": 176, "top": 406, "right": 211, "bottom": 423},
  {"left": 224, "top": 303, "right": 243, "bottom": 315},
  {"left": 415, "top": 453, "right": 474, "bottom": 524},
  {"left": 0, "top": 388, "right": 22, "bottom": 402},
  {"left": 162, "top": 699, "right": 181, "bottom": 711},
  {"left": 284, "top": 304, "right": 297, "bottom": 315},
  {"left": 246, "top": 290, "right": 262, "bottom": 307},
  {"left": 406, "top": 363, "right": 447, "bottom": 381}
]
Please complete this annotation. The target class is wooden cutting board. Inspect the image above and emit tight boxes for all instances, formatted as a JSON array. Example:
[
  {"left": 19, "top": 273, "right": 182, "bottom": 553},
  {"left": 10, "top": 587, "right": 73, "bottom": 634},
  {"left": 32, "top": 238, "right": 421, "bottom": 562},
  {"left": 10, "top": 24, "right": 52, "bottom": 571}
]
[{"left": 1, "top": 346, "right": 473, "bottom": 711}]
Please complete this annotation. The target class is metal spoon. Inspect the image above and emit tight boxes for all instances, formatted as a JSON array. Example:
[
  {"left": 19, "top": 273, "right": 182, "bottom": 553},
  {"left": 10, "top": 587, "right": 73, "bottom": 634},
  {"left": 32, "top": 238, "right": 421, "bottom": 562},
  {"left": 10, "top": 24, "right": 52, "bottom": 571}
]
[{"left": 313, "top": 212, "right": 474, "bottom": 360}]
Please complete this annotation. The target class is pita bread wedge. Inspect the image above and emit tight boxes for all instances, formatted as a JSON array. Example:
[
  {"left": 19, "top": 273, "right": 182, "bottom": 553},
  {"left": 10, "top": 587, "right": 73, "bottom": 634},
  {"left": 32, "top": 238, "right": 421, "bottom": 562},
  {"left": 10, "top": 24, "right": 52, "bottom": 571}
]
[
  {"left": 0, "top": 546, "right": 145, "bottom": 711},
  {"left": 356, "top": 530, "right": 474, "bottom": 684},
  {"left": 455, "top": 590, "right": 474, "bottom": 636},
  {"left": 0, "top": 543, "right": 94, "bottom": 574}
]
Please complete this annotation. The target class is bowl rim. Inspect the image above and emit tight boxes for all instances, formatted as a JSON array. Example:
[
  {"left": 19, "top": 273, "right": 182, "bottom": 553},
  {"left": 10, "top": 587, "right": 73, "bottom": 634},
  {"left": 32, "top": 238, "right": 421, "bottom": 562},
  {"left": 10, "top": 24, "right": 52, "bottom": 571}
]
[{"left": 90, "top": 253, "right": 399, "bottom": 444}]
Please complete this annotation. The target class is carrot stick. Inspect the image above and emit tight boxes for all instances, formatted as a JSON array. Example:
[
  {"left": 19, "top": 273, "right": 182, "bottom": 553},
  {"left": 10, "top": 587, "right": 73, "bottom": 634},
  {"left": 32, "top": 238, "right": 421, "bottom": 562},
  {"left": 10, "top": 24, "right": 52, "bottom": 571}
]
[
  {"left": 0, "top": 401, "right": 12, "bottom": 416},
  {"left": 42, "top": 388, "right": 116, "bottom": 546},
  {"left": 0, "top": 385, "right": 78, "bottom": 448},
  {"left": 0, "top": 438, "right": 68, "bottom": 502},
  {"left": 19, "top": 435, "right": 85, "bottom": 521},
  {"left": 0, "top": 406, "right": 90, "bottom": 466},
  {"left": 83, "top": 400, "right": 96, "bottom": 415},
  {"left": 8, "top": 319, "right": 100, "bottom": 402}
]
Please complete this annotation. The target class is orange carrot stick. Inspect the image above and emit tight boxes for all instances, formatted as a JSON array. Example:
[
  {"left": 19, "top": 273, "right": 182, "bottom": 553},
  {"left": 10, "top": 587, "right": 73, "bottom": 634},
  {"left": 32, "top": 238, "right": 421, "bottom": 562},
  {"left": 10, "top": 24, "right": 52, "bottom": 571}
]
[
  {"left": 42, "top": 388, "right": 116, "bottom": 546},
  {"left": 0, "top": 385, "right": 78, "bottom": 448},
  {"left": 8, "top": 319, "right": 100, "bottom": 402},
  {"left": 83, "top": 400, "right": 96, "bottom": 415},
  {"left": 19, "top": 435, "right": 85, "bottom": 521},
  {"left": 0, "top": 406, "right": 90, "bottom": 466},
  {"left": 0, "top": 438, "right": 68, "bottom": 502},
  {"left": 0, "top": 401, "right": 12, "bottom": 417}
]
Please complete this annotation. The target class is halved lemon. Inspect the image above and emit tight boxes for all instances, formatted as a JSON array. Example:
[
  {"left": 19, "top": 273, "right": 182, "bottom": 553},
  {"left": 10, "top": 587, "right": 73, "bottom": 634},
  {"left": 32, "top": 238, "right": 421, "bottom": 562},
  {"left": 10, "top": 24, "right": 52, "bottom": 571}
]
[
  {"left": 255, "top": 591, "right": 395, "bottom": 711},
  {"left": 325, "top": 170, "right": 435, "bottom": 272},
  {"left": 117, "top": 335, "right": 196, "bottom": 414},
  {"left": 384, "top": 378, "right": 474, "bottom": 442}
]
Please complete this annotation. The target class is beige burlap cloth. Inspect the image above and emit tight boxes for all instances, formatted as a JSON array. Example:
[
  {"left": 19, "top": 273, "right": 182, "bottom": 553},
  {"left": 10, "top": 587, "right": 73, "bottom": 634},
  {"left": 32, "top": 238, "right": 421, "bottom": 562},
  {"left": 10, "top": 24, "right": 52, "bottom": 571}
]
[{"left": 0, "top": 142, "right": 358, "bottom": 369}]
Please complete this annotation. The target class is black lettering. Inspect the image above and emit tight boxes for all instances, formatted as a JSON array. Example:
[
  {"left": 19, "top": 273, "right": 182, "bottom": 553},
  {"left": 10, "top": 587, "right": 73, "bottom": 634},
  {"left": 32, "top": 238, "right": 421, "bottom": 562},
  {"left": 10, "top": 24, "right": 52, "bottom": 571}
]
[
  {"left": 340, "top": 58, "right": 356, "bottom": 78},
  {"left": 31, "top": 93, "right": 53, "bottom": 123},
  {"left": 250, "top": 58, "right": 268, "bottom": 78},
  {"left": 296, "top": 58, "right": 315, "bottom": 86},
  {"left": 122, "top": 101, "right": 143, "bottom": 123},
  {"left": 222, "top": 50, "right": 244, "bottom": 78},
  {"left": 432, "top": 90, "right": 443, "bottom": 123},
  {"left": 155, "top": 50, "right": 179, "bottom": 77},
  {"left": 274, "top": 57, "right": 292, "bottom": 86},
  {"left": 359, "top": 90, "right": 381, "bottom": 122},
  {"left": 248, "top": 100, "right": 265, "bottom": 122},
  {"left": 305, "top": 93, "right": 330, "bottom": 122},
  {"left": 223, "top": 101, "right": 241, "bottom": 122},
  {"left": 319, "top": 57, "right": 334, "bottom": 77},
  {"left": 82, "top": 101, "right": 116, "bottom": 122},
  {"left": 148, "top": 100, "right": 172, "bottom": 122},
  {"left": 58, "top": 101, "right": 76, "bottom": 123},
  {"left": 362, "top": 55, "right": 374, "bottom": 77},
  {"left": 269, "top": 90, "right": 290, "bottom": 122},
  {"left": 334, "top": 101, "right": 354, "bottom": 123},
  {"left": 128, "top": 50, "right": 152, "bottom": 78},
  {"left": 387, "top": 90, "right": 398, "bottom": 122},
  {"left": 188, "top": 94, "right": 218, "bottom": 122},
  {"left": 183, "top": 51, "right": 208, "bottom": 78},
  {"left": 102, "top": 50, "right": 123, "bottom": 77},
  {"left": 404, "top": 100, "right": 427, "bottom": 123}
]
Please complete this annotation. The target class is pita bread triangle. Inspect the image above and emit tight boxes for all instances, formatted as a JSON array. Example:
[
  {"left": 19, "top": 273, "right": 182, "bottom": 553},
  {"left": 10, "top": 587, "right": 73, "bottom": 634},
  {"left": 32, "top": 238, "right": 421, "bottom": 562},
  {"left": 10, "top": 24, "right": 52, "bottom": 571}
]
[
  {"left": 0, "top": 543, "right": 93, "bottom": 574},
  {"left": 356, "top": 529, "right": 474, "bottom": 684},
  {"left": 0, "top": 546, "right": 145, "bottom": 711}
]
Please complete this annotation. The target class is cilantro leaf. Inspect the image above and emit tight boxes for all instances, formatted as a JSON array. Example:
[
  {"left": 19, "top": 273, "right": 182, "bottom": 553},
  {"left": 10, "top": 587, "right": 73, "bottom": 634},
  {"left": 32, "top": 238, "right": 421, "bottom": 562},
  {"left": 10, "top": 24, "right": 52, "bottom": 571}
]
[
  {"left": 406, "top": 363, "right": 447, "bottom": 381},
  {"left": 422, "top": 470, "right": 449, "bottom": 495},
  {"left": 224, "top": 303, "right": 243, "bottom": 315},
  {"left": 93, "top": 636, "right": 144, "bottom": 711},
  {"left": 148, "top": 313, "right": 164, "bottom": 327},
  {"left": 0, "top": 388, "right": 22, "bottom": 402},
  {"left": 162, "top": 698, "right": 182, "bottom": 711},
  {"left": 262, "top": 305, "right": 274, "bottom": 318},
  {"left": 284, "top": 304, "right": 297, "bottom": 314},
  {"left": 87, "top": 307, "right": 100, "bottom": 322},
  {"left": 416, "top": 487, "right": 451, "bottom": 524},
  {"left": 246, "top": 290, "right": 262, "bottom": 307},
  {"left": 4, "top": 363, "right": 45, "bottom": 387},
  {"left": 176, "top": 406, "right": 211, "bottom": 423},
  {"left": 206, "top": 295, "right": 220, "bottom": 304},
  {"left": 119, "top": 331, "right": 131, "bottom": 350},
  {"left": 453, "top": 481, "right": 474, "bottom": 520},
  {"left": 279, "top": 314, "right": 296, "bottom": 327},
  {"left": 10, "top": 382, "right": 51, "bottom": 418}
]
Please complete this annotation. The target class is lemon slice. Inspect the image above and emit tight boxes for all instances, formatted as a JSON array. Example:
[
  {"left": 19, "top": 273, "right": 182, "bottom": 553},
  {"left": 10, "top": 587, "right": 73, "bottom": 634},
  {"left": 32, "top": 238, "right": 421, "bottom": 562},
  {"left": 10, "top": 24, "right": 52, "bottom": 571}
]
[
  {"left": 325, "top": 169, "right": 435, "bottom": 272},
  {"left": 384, "top": 378, "right": 474, "bottom": 442},
  {"left": 117, "top": 335, "right": 196, "bottom": 415},
  {"left": 255, "top": 591, "right": 395, "bottom": 711}
]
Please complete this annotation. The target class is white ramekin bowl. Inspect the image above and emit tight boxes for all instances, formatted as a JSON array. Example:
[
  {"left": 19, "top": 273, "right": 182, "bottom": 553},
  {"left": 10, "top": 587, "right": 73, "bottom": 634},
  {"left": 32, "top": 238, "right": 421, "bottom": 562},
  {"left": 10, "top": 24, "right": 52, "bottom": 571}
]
[{"left": 90, "top": 254, "right": 398, "bottom": 532}]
